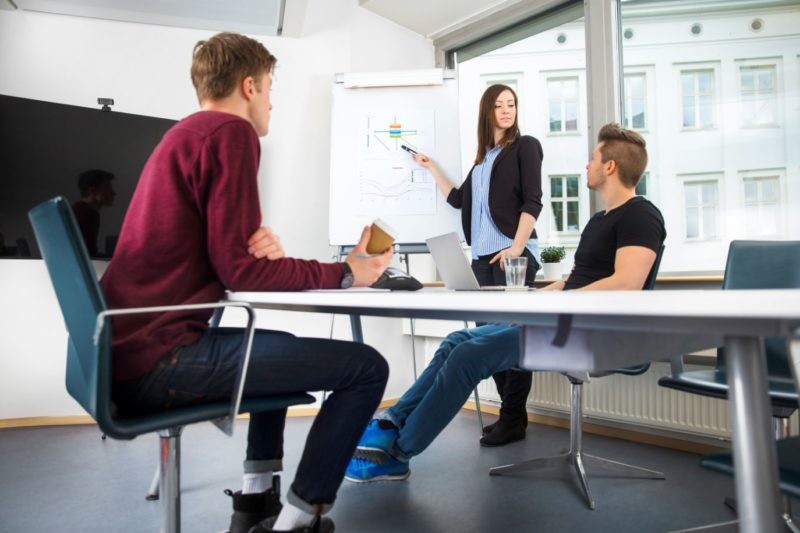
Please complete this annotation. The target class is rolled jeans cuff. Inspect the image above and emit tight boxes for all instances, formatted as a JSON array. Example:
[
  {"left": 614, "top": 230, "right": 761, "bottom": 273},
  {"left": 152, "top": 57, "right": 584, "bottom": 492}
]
[
  {"left": 287, "top": 484, "right": 334, "bottom": 515},
  {"left": 243, "top": 459, "right": 283, "bottom": 474}
]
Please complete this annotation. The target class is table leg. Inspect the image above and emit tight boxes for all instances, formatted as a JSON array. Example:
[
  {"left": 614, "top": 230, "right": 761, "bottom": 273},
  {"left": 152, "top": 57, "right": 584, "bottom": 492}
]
[
  {"left": 725, "top": 335, "right": 782, "bottom": 533},
  {"left": 349, "top": 314, "right": 364, "bottom": 344}
]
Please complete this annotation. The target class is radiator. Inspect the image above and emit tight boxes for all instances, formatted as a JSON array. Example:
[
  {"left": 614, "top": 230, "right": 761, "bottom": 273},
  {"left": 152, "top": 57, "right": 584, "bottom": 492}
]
[{"left": 476, "top": 362, "right": 732, "bottom": 439}]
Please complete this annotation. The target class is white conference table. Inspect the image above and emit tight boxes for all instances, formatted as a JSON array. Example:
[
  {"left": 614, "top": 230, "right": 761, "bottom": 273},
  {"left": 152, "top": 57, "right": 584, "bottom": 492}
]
[{"left": 228, "top": 288, "right": 800, "bottom": 533}]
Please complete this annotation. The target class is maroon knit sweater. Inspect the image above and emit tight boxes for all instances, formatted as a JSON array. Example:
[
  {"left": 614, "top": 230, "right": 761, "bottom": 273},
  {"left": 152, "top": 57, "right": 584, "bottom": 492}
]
[{"left": 101, "top": 111, "right": 343, "bottom": 381}]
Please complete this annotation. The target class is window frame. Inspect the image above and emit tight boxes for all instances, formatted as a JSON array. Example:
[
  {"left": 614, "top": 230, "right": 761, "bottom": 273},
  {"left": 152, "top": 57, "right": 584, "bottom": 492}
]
[
  {"left": 736, "top": 58, "right": 781, "bottom": 129},
  {"left": 622, "top": 71, "right": 648, "bottom": 131},
  {"left": 680, "top": 175, "right": 723, "bottom": 242},
  {"left": 549, "top": 174, "right": 582, "bottom": 235},
  {"left": 545, "top": 75, "right": 582, "bottom": 135},
  {"left": 739, "top": 168, "right": 785, "bottom": 238},
  {"left": 676, "top": 63, "right": 719, "bottom": 131}
]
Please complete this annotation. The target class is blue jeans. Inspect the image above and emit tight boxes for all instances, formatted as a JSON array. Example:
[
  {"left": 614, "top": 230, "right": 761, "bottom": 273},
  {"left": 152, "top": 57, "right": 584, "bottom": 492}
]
[
  {"left": 115, "top": 327, "right": 388, "bottom": 514},
  {"left": 381, "top": 324, "right": 520, "bottom": 459}
]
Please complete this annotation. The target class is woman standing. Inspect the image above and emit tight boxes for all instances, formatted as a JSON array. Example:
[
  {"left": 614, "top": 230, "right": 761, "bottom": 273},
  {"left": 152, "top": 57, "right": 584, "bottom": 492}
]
[{"left": 413, "top": 84, "right": 543, "bottom": 446}]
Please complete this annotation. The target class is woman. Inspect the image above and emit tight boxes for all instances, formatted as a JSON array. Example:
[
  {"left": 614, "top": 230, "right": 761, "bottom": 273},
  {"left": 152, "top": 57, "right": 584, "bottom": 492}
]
[{"left": 413, "top": 84, "right": 543, "bottom": 446}]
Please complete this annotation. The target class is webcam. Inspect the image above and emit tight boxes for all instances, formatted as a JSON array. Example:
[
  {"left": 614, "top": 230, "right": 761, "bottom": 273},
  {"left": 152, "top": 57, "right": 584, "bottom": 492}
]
[{"left": 98, "top": 97, "right": 114, "bottom": 112}]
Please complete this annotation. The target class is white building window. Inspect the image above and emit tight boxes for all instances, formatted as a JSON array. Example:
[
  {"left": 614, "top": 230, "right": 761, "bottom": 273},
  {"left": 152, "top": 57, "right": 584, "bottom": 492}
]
[
  {"left": 740, "top": 64, "right": 777, "bottom": 126},
  {"left": 550, "top": 175, "right": 580, "bottom": 232},
  {"left": 743, "top": 175, "right": 780, "bottom": 236},
  {"left": 623, "top": 74, "right": 647, "bottom": 130},
  {"left": 680, "top": 69, "right": 715, "bottom": 129},
  {"left": 547, "top": 77, "right": 579, "bottom": 133},
  {"left": 684, "top": 180, "right": 718, "bottom": 240}
]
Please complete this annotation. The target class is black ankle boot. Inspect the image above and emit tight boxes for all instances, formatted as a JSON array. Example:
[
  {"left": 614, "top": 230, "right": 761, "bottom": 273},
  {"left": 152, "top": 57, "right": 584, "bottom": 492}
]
[
  {"left": 479, "top": 417, "right": 527, "bottom": 447},
  {"left": 226, "top": 476, "right": 283, "bottom": 533}
]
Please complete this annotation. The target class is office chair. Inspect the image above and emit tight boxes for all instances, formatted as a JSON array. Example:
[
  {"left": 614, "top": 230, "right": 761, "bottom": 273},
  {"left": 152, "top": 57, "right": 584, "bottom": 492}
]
[
  {"left": 659, "top": 240, "right": 800, "bottom": 530},
  {"left": 28, "top": 197, "right": 315, "bottom": 533},
  {"left": 490, "top": 244, "right": 666, "bottom": 510}
]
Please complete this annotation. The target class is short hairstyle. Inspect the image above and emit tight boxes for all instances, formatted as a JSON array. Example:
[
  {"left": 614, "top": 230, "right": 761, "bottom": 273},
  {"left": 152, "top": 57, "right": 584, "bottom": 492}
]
[
  {"left": 597, "top": 123, "right": 648, "bottom": 188},
  {"left": 475, "top": 84, "right": 520, "bottom": 165},
  {"left": 77, "top": 169, "right": 114, "bottom": 196},
  {"left": 190, "top": 32, "right": 277, "bottom": 102}
]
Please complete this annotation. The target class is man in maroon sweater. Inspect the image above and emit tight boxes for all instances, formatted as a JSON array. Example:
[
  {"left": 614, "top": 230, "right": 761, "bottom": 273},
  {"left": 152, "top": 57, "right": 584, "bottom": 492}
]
[{"left": 101, "top": 32, "right": 392, "bottom": 533}]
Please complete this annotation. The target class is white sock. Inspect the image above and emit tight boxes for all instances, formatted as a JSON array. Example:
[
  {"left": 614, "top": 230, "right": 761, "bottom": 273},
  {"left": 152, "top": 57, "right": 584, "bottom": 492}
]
[
  {"left": 272, "top": 502, "right": 315, "bottom": 530},
  {"left": 242, "top": 471, "right": 273, "bottom": 494}
]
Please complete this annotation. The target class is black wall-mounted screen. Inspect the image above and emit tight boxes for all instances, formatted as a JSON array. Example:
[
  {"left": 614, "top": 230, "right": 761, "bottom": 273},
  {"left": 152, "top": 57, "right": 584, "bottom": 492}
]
[{"left": 0, "top": 94, "right": 176, "bottom": 259}]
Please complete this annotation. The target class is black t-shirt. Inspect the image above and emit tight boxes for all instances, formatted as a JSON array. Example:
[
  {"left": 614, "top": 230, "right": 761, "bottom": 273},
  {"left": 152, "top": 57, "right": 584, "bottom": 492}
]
[{"left": 564, "top": 196, "right": 665, "bottom": 291}]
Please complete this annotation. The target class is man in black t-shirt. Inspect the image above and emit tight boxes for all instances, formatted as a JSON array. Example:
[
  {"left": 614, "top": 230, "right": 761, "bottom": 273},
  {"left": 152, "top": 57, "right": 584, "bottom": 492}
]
[{"left": 344, "top": 123, "right": 666, "bottom": 483}]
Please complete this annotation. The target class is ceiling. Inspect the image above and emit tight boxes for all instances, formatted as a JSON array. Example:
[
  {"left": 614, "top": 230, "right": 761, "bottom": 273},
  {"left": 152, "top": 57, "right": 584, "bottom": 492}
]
[
  {"left": 1, "top": 0, "right": 560, "bottom": 45},
  {"left": 2, "top": 0, "right": 299, "bottom": 36}
]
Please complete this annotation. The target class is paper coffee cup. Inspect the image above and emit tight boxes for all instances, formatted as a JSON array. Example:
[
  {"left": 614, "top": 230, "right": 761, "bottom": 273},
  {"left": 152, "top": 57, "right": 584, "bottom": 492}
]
[{"left": 367, "top": 218, "right": 397, "bottom": 254}]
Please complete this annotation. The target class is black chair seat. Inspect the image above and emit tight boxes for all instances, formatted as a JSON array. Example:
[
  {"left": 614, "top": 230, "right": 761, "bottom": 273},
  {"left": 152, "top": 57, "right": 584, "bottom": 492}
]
[
  {"left": 701, "top": 436, "right": 800, "bottom": 500},
  {"left": 106, "top": 393, "right": 316, "bottom": 440},
  {"left": 658, "top": 371, "right": 798, "bottom": 410}
]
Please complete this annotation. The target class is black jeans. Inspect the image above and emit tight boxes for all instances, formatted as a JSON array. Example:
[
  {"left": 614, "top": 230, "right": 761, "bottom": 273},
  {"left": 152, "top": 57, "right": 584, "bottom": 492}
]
[
  {"left": 114, "top": 327, "right": 388, "bottom": 514},
  {"left": 471, "top": 248, "right": 539, "bottom": 422}
]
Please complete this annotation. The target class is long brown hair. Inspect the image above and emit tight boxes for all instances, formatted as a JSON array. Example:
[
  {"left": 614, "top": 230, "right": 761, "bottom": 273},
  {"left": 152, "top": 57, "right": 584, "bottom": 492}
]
[{"left": 475, "top": 84, "right": 520, "bottom": 165}]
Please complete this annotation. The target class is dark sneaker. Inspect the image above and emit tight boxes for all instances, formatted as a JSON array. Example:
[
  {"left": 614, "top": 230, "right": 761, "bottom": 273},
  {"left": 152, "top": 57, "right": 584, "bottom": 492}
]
[
  {"left": 226, "top": 476, "right": 283, "bottom": 533},
  {"left": 344, "top": 450, "right": 410, "bottom": 483},
  {"left": 479, "top": 419, "right": 526, "bottom": 447},
  {"left": 355, "top": 419, "right": 398, "bottom": 455},
  {"left": 248, "top": 515, "right": 334, "bottom": 533}
]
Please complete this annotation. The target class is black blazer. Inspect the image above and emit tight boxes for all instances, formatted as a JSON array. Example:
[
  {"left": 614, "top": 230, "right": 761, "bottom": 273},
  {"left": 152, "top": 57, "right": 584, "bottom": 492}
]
[{"left": 446, "top": 135, "right": 543, "bottom": 245}]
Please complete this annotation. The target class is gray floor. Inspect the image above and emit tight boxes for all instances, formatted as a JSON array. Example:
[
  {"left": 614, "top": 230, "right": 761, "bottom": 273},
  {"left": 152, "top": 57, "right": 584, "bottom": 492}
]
[{"left": 0, "top": 411, "right": 742, "bottom": 532}]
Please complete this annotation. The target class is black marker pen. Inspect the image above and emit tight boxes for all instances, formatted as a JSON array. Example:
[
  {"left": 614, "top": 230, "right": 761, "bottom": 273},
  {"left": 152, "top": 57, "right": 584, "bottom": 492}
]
[{"left": 400, "top": 145, "right": 418, "bottom": 155}]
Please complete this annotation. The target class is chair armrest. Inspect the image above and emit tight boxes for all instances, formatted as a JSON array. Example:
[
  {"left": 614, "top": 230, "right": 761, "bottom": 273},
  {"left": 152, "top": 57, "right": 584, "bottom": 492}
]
[{"left": 94, "top": 301, "right": 255, "bottom": 437}]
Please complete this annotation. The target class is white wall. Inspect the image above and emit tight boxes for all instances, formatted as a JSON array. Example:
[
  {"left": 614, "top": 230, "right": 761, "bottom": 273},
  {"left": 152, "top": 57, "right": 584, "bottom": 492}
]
[{"left": 0, "top": 0, "right": 435, "bottom": 419}]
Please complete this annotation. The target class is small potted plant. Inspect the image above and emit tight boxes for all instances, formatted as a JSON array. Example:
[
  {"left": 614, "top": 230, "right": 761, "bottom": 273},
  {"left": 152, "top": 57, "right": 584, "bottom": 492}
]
[{"left": 540, "top": 245, "right": 566, "bottom": 280}]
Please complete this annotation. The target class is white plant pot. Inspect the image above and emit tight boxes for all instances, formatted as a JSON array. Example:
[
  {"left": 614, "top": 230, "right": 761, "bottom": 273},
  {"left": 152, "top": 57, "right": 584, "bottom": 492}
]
[{"left": 542, "top": 262, "right": 563, "bottom": 281}]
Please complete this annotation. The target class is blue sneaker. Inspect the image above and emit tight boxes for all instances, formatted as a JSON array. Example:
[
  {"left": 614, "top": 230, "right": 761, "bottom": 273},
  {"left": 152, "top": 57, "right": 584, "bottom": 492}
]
[
  {"left": 355, "top": 419, "right": 398, "bottom": 454},
  {"left": 344, "top": 451, "right": 410, "bottom": 483}
]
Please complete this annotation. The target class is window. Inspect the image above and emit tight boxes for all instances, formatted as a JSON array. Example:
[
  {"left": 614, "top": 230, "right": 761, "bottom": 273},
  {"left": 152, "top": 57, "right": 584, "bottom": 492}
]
[
  {"left": 740, "top": 64, "right": 777, "bottom": 126},
  {"left": 635, "top": 172, "right": 649, "bottom": 197},
  {"left": 623, "top": 74, "right": 646, "bottom": 130},
  {"left": 547, "top": 77, "right": 579, "bottom": 133},
  {"left": 680, "top": 69, "right": 715, "bottom": 129},
  {"left": 550, "top": 175, "right": 580, "bottom": 232},
  {"left": 684, "top": 180, "right": 718, "bottom": 240},
  {"left": 622, "top": 1, "right": 799, "bottom": 273},
  {"left": 743, "top": 174, "right": 780, "bottom": 236}
]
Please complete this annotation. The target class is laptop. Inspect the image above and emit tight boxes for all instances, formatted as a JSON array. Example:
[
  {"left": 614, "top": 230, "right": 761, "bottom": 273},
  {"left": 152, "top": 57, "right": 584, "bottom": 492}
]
[{"left": 426, "top": 232, "right": 530, "bottom": 291}]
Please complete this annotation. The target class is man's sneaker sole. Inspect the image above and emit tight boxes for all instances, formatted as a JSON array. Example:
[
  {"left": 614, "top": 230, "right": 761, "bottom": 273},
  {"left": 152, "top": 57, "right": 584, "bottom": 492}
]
[{"left": 344, "top": 470, "right": 410, "bottom": 483}]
